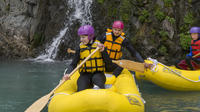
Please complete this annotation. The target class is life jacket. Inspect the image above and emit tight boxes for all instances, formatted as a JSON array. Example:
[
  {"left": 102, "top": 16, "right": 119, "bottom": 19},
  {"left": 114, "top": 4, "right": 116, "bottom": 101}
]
[
  {"left": 191, "top": 39, "right": 200, "bottom": 58},
  {"left": 79, "top": 40, "right": 105, "bottom": 73},
  {"left": 104, "top": 29, "right": 125, "bottom": 60}
]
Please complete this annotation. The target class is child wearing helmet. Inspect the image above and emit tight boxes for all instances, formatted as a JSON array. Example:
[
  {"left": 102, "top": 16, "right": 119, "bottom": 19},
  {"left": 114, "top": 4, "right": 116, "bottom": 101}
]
[
  {"left": 97, "top": 20, "right": 152, "bottom": 77},
  {"left": 63, "top": 25, "right": 110, "bottom": 91},
  {"left": 176, "top": 27, "right": 200, "bottom": 70}
]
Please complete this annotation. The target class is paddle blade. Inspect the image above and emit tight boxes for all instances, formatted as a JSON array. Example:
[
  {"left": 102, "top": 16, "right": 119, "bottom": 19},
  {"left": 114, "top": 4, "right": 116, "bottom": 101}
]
[
  {"left": 112, "top": 60, "right": 144, "bottom": 73},
  {"left": 25, "top": 93, "right": 51, "bottom": 112}
]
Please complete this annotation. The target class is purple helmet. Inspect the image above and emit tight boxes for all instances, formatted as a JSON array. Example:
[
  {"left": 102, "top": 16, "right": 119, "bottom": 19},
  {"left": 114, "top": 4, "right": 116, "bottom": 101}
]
[
  {"left": 78, "top": 25, "right": 95, "bottom": 40},
  {"left": 112, "top": 21, "right": 124, "bottom": 30},
  {"left": 189, "top": 27, "right": 200, "bottom": 33}
]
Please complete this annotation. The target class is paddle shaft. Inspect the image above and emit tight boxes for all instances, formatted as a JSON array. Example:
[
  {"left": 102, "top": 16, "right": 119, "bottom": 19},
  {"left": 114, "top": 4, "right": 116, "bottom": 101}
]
[
  {"left": 25, "top": 47, "right": 100, "bottom": 112},
  {"left": 192, "top": 52, "right": 200, "bottom": 58}
]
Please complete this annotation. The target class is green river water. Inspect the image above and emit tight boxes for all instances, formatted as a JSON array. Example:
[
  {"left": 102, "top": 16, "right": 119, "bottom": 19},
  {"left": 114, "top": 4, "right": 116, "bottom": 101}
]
[{"left": 0, "top": 60, "right": 200, "bottom": 112}]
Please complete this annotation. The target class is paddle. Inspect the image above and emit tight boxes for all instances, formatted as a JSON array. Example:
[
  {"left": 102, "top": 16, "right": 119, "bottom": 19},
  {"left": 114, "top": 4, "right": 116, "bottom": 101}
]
[
  {"left": 67, "top": 48, "right": 75, "bottom": 54},
  {"left": 192, "top": 52, "right": 200, "bottom": 58},
  {"left": 112, "top": 60, "right": 145, "bottom": 73},
  {"left": 25, "top": 47, "right": 100, "bottom": 112}
]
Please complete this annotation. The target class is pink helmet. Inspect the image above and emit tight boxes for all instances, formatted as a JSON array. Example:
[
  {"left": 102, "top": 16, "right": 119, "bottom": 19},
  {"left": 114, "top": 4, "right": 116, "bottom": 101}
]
[
  {"left": 78, "top": 25, "right": 95, "bottom": 40},
  {"left": 112, "top": 21, "right": 124, "bottom": 29}
]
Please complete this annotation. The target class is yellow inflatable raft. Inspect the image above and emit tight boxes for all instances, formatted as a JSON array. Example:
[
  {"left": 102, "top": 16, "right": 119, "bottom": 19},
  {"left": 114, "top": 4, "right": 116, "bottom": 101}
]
[
  {"left": 48, "top": 69, "right": 144, "bottom": 112},
  {"left": 136, "top": 58, "right": 200, "bottom": 91}
]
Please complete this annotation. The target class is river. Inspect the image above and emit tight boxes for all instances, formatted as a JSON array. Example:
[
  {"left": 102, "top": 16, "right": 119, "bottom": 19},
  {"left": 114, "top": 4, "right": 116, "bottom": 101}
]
[{"left": 0, "top": 60, "right": 200, "bottom": 112}]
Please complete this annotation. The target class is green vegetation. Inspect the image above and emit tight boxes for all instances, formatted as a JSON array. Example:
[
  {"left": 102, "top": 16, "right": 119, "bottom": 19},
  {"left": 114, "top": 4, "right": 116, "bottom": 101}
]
[
  {"left": 108, "top": 7, "right": 118, "bottom": 18},
  {"left": 179, "top": 33, "right": 191, "bottom": 50},
  {"left": 188, "top": 0, "right": 192, "bottom": 3},
  {"left": 183, "top": 12, "right": 194, "bottom": 24},
  {"left": 130, "top": 36, "right": 137, "bottom": 44},
  {"left": 180, "top": 12, "right": 194, "bottom": 32},
  {"left": 151, "top": 29, "right": 156, "bottom": 35},
  {"left": 32, "top": 33, "right": 45, "bottom": 48},
  {"left": 159, "top": 45, "right": 168, "bottom": 55},
  {"left": 154, "top": 9, "right": 165, "bottom": 21},
  {"left": 138, "top": 9, "right": 151, "bottom": 23},
  {"left": 119, "top": 0, "right": 132, "bottom": 23},
  {"left": 166, "top": 16, "right": 176, "bottom": 24},
  {"left": 5, "top": 3, "right": 10, "bottom": 11},
  {"left": 122, "top": 14, "right": 130, "bottom": 23},
  {"left": 159, "top": 30, "right": 168, "bottom": 38},
  {"left": 179, "top": 12, "right": 194, "bottom": 50},
  {"left": 159, "top": 30, "right": 169, "bottom": 41},
  {"left": 97, "top": 0, "right": 104, "bottom": 4},
  {"left": 163, "top": 0, "right": 173, "bottom": 7}
]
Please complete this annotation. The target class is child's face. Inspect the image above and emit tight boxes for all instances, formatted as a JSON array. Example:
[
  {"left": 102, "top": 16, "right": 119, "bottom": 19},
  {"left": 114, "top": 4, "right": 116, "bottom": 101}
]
[
  {"left": 112, "top": 28, "right": 123, "bottom": 37},
  {"left": 191, "top": 33, "right": 199, "bottom": 40},
  {"left": 80, "top": 35, "right": 89, "bottom": 44}
]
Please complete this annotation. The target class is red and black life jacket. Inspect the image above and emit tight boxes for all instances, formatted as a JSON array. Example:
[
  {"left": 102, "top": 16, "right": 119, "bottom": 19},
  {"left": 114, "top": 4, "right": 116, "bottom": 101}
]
[{"left": 191, "top": 40, "right": 200, "bottom": 58}]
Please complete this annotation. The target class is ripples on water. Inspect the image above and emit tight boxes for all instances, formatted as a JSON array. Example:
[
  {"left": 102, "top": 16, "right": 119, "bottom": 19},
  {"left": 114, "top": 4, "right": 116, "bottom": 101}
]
[{"left": 0, "top": 60, "right": 200, "bottom": 112}]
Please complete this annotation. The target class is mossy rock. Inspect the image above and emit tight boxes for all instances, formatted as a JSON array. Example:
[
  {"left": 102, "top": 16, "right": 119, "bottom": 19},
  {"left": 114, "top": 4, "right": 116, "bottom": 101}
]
[{"left": 32, "top": 33, "right": 45, "bottom": 48}]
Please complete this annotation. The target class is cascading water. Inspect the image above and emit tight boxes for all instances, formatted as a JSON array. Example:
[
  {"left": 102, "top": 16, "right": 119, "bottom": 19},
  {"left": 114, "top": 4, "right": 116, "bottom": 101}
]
[{"left": 34, "top": 0, "right": 93, "bottom": 62}]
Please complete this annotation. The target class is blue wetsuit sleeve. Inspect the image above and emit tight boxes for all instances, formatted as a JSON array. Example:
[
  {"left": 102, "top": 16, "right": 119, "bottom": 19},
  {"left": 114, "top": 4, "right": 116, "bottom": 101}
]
[{"left": 186, "top": 47, "right": 192, "bottom": 57}]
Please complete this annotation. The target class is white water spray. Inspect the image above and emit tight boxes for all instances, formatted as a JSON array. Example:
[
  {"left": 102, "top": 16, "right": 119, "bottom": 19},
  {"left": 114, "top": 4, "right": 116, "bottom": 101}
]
[{"left": 34, "top": 0, "right": 93, "bottom": 62}]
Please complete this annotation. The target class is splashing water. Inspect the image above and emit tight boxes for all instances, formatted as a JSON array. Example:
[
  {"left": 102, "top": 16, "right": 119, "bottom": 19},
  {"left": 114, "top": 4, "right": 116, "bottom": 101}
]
[{"left": 34, "top": 0, "right": 93, "bottom": 62}]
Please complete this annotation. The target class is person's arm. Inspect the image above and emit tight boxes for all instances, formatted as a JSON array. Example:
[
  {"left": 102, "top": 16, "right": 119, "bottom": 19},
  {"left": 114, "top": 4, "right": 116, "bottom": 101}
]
[
  {"left": 101, "top": 48, "right": 112, "bottom": 65},
  {"left": 112, "top": 66, "right": 123, "bottom": 77},
  {"left": 101, "top": 48, "right": 123, "bottom": 77},
  {"left": 65, "top": 48, "right": 80, "bottom": 74},
  {"left": 122, "top": 38, "right": 144, "bottom": 62}
]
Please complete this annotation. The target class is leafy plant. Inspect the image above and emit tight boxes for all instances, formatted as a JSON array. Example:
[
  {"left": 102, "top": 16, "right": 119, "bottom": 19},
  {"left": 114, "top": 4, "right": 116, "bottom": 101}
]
[
  {"left": 138, "top": 9, "right": 151, "bottom": 23},
  {"left": 151, "top": 29, "right": 156, "bottom": 35},
  {"left": 159, "top": 45, "right": 168, "bottom": 55},
  {"left": 159, "top": 30, "right": 169, "bottom": 38},
  {"left": 97, "top": 0, "right": 104, "bottom": 4},
  {"left": 166, "top": 16, "right": 176, "bottom": 24},
  {"left": 184, "top": 12, "right": 194, "bottom": 24},
  {"left": 163, "top": 0, "right": 173, "bottom": 7},
  {"left": 154, "top": 9, "right": 165, "bottom": 21},
  {"left": 179, "top": 33, "right": 191, "bottom": 50},
  {"left": 120, "top": 0, "right": 132, "bottom": 23}
]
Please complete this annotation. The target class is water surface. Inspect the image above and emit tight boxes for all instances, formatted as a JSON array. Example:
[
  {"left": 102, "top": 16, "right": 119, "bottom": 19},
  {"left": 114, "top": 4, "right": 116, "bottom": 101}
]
[{"left": 0, "top": 60, "right": 200, "bottom": 112}]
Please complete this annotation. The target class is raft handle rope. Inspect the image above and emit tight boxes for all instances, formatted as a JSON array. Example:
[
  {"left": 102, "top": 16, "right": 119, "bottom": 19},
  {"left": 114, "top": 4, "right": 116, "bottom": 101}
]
[
  {"left": 147, "top": 57, "right": 200, "bottom": 82},
  {"left": 123, "top": 94, "right": 146, "bottom": 104}
]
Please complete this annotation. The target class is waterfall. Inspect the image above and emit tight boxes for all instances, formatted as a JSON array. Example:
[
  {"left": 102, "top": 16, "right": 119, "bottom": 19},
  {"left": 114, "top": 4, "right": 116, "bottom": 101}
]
[{"left": 34, "top": 0, "right": 93, "bottom": 62}]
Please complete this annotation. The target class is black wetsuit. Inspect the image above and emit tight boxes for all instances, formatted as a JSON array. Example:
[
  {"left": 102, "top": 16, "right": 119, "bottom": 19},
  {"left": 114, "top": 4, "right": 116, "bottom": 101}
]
[{"left": 97, "top": 31, "right": 144, "bottom": 77}]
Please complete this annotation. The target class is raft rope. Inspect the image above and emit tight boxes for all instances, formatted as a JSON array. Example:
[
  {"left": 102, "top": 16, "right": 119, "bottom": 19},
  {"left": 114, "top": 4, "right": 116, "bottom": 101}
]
[
  {"left": 123, "top": 94, "right": 146, "bottom": 104},
  {"left": 147, "top": 57, "right": 200, "bottom": 82}
]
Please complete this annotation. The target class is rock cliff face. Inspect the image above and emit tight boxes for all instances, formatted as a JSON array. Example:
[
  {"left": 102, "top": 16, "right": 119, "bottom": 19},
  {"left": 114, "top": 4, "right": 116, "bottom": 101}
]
[
  {"left": 0, "top": 0, "right": 200, "bottom": 64},
  {"left": 0, "top": 0, "right": 66, "bottom": 59}
]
